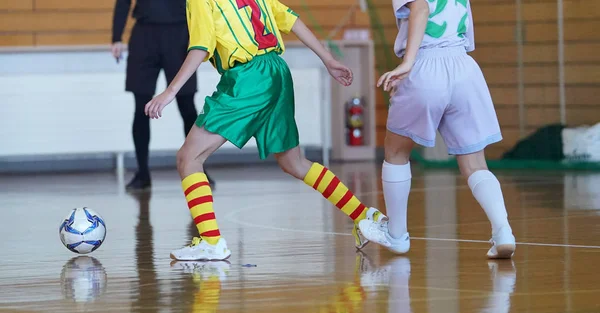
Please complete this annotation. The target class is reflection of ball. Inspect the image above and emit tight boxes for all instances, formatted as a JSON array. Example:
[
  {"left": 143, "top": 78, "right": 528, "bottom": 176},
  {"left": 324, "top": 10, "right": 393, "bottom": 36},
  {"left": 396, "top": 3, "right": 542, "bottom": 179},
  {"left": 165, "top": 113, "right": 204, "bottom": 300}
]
[
  {"left": 60, "top": 256, "right": 107, "bottom": 302},
  {"left": 59, "top": 207, "right": 106, "bottom": 254}
]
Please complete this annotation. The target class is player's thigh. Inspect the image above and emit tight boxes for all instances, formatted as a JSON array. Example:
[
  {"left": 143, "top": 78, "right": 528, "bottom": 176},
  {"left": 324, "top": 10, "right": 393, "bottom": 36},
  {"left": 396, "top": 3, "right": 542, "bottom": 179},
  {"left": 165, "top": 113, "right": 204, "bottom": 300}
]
[
  {"left": 387, "top": 60, "right": 450, "bottom": 149},
  {"left": 439, "top": 56, "right": 502, "bottom": 156},
  {"left": 178, "top": 125, "right": 227, "bottom": 163}
]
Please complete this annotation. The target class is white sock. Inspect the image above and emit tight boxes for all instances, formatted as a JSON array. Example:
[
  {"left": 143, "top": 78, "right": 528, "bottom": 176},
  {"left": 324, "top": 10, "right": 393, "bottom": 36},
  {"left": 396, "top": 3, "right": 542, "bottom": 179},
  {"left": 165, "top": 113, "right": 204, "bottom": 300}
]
[
  {"left": 468, "top": 170, "right": 510, "bottom": 235},
  {"left": 382, "top": 161, "right": 412, "bottom": 239}
]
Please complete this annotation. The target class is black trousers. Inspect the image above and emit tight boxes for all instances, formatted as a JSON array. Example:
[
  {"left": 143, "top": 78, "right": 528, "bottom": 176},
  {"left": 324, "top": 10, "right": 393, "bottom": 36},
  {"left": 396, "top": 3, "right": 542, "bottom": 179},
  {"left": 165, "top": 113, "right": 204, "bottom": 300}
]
[{"left": 126, "top": 22, "right": 197, "bottom": 95}]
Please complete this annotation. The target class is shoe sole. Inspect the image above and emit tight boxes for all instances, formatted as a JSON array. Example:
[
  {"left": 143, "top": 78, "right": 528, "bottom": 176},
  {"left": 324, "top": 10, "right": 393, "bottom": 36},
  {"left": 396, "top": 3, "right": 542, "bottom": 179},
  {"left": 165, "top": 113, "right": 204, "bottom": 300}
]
[
  {"left": 489, "top": 244, "right": 515, "bottom": 259},
  {"left": 170, "top": 251, "right": 232, "bottom": 262}
]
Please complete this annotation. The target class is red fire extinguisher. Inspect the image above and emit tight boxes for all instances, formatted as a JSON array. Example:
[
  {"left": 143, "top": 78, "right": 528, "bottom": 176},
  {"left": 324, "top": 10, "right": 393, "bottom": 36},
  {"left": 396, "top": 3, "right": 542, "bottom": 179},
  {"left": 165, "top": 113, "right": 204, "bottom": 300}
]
[{"left": 347, "top": 95, "right": 365, "bottom": 146}]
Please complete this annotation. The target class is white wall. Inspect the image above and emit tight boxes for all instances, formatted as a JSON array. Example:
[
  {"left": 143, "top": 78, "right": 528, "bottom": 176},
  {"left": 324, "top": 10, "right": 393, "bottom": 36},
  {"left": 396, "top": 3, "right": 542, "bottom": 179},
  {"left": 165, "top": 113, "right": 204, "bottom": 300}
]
[{"left": 0, "top": 45, "right": 331, "bottom": 158}]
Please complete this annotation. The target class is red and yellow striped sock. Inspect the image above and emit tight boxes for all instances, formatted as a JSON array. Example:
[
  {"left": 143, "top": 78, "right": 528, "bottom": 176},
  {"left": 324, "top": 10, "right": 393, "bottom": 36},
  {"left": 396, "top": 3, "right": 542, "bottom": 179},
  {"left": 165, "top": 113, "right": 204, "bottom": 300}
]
[
  {"left": 303, "top": 163, "right": 368, "bottom": 223},
  {"left": 182, "top": 172, "right": 221, "bottom": 245}
]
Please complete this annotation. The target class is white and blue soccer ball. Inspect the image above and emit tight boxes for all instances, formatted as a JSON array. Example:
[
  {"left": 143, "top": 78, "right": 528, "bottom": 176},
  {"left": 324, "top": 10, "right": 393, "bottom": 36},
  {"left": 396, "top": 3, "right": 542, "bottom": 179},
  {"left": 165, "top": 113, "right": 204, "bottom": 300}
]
[{"left": 59, "top": 207, "right": 106, "bottom": 254}]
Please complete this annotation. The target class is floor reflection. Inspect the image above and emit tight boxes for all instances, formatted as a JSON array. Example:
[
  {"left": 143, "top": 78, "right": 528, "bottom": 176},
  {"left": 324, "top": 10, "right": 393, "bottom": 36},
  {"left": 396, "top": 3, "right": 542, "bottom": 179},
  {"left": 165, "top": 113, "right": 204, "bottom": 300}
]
[{"left": 60, "top": 256, "right": 107, "bottom": 303}]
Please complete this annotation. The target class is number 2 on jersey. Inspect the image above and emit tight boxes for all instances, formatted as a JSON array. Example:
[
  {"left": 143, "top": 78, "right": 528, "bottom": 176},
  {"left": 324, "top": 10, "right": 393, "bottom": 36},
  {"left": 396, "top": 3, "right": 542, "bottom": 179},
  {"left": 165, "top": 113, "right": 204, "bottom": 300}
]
[{"left": 236, "top": 0, "right": 278, "bottom": 49}]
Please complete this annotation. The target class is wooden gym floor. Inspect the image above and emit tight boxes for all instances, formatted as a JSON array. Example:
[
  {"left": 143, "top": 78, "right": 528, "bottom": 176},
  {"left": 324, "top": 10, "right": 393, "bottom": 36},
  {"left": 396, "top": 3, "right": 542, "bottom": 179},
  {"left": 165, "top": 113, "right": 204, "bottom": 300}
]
[{"left": 0, "top": 162, "right": 599, "bottom": 312}]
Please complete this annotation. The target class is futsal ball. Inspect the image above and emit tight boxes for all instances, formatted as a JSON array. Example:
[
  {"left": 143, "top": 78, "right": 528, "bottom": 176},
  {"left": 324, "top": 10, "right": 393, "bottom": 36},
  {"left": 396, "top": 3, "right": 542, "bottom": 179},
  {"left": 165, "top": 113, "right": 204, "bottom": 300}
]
[{"left": 59, "top": 207, "right": 106, "bottom": 254}]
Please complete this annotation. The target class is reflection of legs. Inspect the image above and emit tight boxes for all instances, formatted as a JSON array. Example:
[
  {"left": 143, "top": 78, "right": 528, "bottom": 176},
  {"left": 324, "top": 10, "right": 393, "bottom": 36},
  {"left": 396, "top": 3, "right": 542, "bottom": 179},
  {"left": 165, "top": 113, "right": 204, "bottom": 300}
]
[
  {"left": 387, "top": 257, "right": 412, "bottom": 313},
  {"left": 170, "top": 126, "right": 231, "bottom": 261},
  {"left": 321, "top": 253, "right": 368, "bottom": 313},
  {"left": 482, "top": 261, "right": 516, "bottom": 313},
  {"left": 456, "top": 151, "right": 515, "bottom": 259},
  {"left": 275, "top": 147, "right": 387, "bottom": 249},
  {"left": 130, "top": 191, "right": 158, "bottom": 313},
  {"left": 170, "top": 260, "right": 230, "bottom": 313}
]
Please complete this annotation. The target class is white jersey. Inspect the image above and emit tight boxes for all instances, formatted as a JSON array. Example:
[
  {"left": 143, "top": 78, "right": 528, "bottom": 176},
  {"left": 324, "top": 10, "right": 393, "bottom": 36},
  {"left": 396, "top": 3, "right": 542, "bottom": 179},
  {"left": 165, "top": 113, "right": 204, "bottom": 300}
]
[{"left": 393, "top": 0, "right": 475, "bottom": 58}]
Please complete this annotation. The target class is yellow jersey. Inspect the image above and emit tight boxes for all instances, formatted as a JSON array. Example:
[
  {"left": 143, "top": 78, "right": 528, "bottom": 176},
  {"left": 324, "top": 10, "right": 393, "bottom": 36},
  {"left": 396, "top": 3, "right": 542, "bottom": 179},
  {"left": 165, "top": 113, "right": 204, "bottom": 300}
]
[{"left": 186, "top": 0, "right": 299, "bottom": 73}]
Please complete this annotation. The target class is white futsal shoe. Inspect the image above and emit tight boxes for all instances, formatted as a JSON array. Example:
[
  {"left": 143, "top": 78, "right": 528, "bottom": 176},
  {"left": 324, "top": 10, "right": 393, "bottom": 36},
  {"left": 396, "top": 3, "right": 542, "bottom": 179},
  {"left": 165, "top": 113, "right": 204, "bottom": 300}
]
[
  {"left": 358, "top": 219, "right": 410, "bottom": 254},
  {"left": 354, "top": 207, "right": 388, "bottom": 249},
  {"left": 170, "top": 237, "right": 231, "bottom": 261},
  {"left": 487, "top": 226, "right": 516, "bottom": 259}
]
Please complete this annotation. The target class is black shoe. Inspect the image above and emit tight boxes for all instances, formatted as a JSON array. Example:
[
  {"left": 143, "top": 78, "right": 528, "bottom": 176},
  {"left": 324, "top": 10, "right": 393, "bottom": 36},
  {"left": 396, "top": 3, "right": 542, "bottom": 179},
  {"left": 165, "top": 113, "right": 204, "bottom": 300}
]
[
  {"left": 126, "top": 173, "right": 152, "bottom": 191},
  {"left": 205, "top": 170, "right": 216, "bottom": 189}
]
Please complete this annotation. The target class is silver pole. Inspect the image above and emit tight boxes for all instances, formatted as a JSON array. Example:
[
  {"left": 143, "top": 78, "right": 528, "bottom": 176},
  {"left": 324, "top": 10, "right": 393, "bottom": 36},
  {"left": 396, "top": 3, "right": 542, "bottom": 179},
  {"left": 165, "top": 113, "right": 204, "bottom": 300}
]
[{"left": 557, "top": 0, "right": 567, "bottom": 124}]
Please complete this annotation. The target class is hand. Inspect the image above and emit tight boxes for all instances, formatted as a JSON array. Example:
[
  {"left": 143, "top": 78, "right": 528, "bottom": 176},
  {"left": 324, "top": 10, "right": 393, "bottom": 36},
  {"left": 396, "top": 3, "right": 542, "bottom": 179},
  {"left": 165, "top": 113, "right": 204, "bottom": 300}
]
[
  {"left": 111, "top": 42, "right": 123, "bottom": 61},
  {"left": 145, "top": 89, "right": 177, "bottom": 119},
  {"left": 325, "top": 59, "right": 353, "bottom": 86},
  {"left": 377, "top": 61, "right": 413, "bottom": 92}
]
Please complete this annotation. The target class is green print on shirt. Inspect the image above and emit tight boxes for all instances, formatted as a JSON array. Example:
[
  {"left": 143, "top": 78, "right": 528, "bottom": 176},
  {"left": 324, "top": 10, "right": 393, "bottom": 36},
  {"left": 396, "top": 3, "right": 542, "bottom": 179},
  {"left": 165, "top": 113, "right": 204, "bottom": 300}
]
[
  {"left": 457, "top": 12, "right": 467, "bottom": 37},
  {"left": 456, "top": 0, "right": 467, "bottom": 38},
  {"left": 425, "top": 0, "right": 448, "bottom": 38}
]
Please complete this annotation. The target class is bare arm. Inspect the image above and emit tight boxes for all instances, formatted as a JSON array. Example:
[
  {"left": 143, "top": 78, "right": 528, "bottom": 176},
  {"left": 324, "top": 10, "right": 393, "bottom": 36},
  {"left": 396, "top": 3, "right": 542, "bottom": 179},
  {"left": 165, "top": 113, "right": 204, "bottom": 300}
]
[
  {"left": 291, "top": 18, "right": 353, "bottom": 86},
  {"left": 166, "top": 50, "right": 208, "bottom": 94},
  {"left": 291, "top": 19, "right": 334, "bottom": 64},
  {"left": 145, "top": 49, "right": 208, "bottom": 118},
  {"left": 402, "top": 0, "right": 429, "bottom": 66}
]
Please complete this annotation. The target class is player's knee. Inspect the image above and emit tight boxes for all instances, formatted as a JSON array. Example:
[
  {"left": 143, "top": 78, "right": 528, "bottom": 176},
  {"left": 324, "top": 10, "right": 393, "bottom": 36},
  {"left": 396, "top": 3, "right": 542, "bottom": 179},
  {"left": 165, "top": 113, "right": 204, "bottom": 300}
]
[
  {"left": 384, "top": 132, "right": 413, "bottom": 165},
  {"left": 176, "top": 146, "right": 206, "bottom": 173},
  {"left": 176, "top": 149, "right": 188, "bottom": 173},
  {"left": 275, "top": 154, "right": 310, "bottom": 180},
  {"left": 277, "top": 157, "right": 299, "bottom": 178}
]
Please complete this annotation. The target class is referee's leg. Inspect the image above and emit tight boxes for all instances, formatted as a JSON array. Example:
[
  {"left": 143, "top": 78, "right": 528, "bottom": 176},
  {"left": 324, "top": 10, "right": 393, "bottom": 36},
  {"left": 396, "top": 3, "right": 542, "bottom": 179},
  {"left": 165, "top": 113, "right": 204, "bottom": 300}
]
[{"left": 125, "top": 23, "right": 160, "bottom": 191}]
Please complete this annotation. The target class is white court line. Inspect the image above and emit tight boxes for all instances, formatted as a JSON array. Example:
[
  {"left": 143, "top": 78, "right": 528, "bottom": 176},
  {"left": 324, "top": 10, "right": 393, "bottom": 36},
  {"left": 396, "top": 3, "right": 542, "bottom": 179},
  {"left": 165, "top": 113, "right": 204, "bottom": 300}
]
[{"left": 223, "top": 198, "right": 600, "bottom": 250}]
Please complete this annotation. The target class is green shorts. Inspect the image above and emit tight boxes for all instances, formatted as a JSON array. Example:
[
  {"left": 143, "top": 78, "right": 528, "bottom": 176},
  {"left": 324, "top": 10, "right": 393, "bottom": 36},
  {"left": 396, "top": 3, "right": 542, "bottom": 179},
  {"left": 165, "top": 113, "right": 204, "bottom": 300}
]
[{"left": 196, "top": 52, "right": 299, "bottom": 159}]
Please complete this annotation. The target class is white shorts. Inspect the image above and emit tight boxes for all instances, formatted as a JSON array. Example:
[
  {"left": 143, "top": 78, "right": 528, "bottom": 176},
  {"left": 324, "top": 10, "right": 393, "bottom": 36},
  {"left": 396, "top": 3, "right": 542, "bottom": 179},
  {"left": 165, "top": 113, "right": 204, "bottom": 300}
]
[{"left": 387, "top": 47, "right": 502, "bottom": 155}]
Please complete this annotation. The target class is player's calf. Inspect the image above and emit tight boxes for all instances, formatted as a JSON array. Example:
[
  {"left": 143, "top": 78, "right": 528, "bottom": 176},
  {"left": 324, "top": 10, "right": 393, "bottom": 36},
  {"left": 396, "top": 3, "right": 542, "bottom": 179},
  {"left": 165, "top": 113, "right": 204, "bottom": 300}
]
[{"left": 171, "top": 126, "right": 231, "bottom": 261}]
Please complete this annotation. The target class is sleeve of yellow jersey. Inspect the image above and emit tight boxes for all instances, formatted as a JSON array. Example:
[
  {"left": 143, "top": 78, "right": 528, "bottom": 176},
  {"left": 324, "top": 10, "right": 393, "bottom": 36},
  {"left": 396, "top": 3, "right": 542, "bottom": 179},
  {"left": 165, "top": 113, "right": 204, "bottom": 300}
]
[
  {"left": 187, "top": 0, "right": 216, "bottom": 61},
  {"left": 269, "top": 0, "right": 299, "bottom": 34}
]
